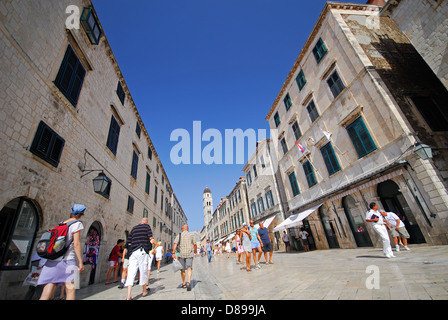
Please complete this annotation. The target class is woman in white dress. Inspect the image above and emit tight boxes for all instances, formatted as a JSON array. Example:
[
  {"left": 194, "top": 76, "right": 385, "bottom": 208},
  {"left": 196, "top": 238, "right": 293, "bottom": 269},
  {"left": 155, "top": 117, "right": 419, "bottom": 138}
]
[
  {"left": 225, "top": 241, "right": 231, "bottom": 258},
  {"left": 155, "top": 241, "right": 163, "bottom": 273}
]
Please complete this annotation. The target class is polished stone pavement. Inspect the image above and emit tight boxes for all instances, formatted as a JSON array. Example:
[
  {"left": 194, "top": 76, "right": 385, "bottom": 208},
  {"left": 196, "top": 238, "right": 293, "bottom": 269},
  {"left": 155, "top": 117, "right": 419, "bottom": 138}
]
[{"left": 76, "top": 245, "right": 448, "bottom": 300}]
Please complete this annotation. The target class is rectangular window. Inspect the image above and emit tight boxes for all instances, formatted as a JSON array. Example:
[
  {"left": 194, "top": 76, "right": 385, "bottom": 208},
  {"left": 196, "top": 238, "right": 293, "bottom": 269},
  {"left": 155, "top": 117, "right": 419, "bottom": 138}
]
[
  {"left": 161, "top": 191, "right": 164, "bottom": 211},
  {"left": 246, "top": 171, "right": 252, "bottom": 185},
  {"left": 307, "top": 100, "right": 319, "bottom": 123},
  {"left": 116, "top": 81, "right": 125, "bottom": 105},
  {"left": 281, "top": 138, "right": 288, "bottom": 155},
  {"left": 296, "top": 70, "right": 307, "bottom": 91},
  {"left": 106, "top": 115, "right": 120, "bottom": 155},
  {"left": 283, "top": 93, "right": 292, "bottom": 111},
  {"left": 292, "top": 121, "right": 302, "bottom": 141},
  {"left": 312, "top": 38, "right": 328, "bottom": 63},
  {"left": 250, "top": 202, "right": 257, "bottom": 217},
  {"left": 54, "top": 45, "right": 86, "bottom": 106},
  {"left": 274, "top": 112, "right": 281, "bottom": 127},
  {"left": 253, "top": 165, "right": 257, "bottom": 178},
  {"left": 266, "top": 190, "right": 274, "bottom": 208},
  {"left": 145, "top": 172, "right": 151, "bottom": 194},
  {"left": 257, "top": 197, "right": 265, "bottom": 214},
  {"left": 327, "top": 70, "right": 345, "bottom": 98},
  {"left": 135, "top": 122, "right": 141, "bottom": 139},
  {"left": 303, "top": 161, "right": 318, "bottom": 188},
  {"left": 80, "top": 7, "right": 102, "bottom": 45},
  {"left": 131, "top": 151, "right": 138, "bottom": 180},
  {"left": 126, "top": 196, "right": 134, "bottom": 213},
  {"left": 148, "top": 146, "right": 153, "bottom": 160},
  {"left": 154, "top": 185, "right": 158, "bottom": 204},
  {"left": 288, "top": 172, "right": 300, "bottom": 197},
  {"left": 346, "top": 117, "right": 377, "bottom": 158},
  {"left": 320, "top": 142, "right": 341, "bottom": 176},
  {"left": 30, "top": 121, "right": 65, "bottom": 168},
  {"left": 143, "top": 208, "right": 148, "bottom": 218}
]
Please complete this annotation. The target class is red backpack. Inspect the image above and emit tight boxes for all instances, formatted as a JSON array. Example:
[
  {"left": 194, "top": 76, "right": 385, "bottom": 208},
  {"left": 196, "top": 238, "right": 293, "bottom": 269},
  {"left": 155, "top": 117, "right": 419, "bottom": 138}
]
[{"left": 36, "top": 220, "right": 79, "bottom": 260}]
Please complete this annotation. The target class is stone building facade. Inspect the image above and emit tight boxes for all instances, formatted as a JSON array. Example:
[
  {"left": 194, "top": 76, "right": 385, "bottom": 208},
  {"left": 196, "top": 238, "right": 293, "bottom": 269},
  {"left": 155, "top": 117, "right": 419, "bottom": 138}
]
[
  {"left": 0, "top": 0, "right": 186, "bottom": 299},
  {"left": 381, "top": 0, "right": 448, "bottom": 90},
  {"left": 265, "top": 1, "right": 448, "bottom": 251}
]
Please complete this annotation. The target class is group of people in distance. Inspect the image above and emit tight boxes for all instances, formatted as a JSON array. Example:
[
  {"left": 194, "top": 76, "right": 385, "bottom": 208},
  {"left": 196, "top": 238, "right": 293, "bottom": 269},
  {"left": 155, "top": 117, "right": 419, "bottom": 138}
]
[{"left": 206, "top": 219, "right": 274, "bottom": 272}]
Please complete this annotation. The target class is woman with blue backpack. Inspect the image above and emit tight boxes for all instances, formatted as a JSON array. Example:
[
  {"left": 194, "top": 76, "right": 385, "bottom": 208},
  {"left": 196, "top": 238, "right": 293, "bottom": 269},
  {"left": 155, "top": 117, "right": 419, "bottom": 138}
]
[{"left": 37, "top": 204, "right": 85, "bottom": 300}]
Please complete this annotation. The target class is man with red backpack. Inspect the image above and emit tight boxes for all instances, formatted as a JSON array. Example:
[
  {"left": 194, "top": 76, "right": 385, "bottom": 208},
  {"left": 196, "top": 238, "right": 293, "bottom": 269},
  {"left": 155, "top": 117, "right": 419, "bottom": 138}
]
[{"left": 37, "top": 204, "right": 85, "bottom": 300}]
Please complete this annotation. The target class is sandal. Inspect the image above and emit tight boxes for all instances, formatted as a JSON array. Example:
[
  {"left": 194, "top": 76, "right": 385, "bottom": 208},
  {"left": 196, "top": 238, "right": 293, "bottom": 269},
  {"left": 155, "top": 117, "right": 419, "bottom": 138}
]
[
  {"left": 181, "top": 283, "right": 187, "bottom": 288},
  {"left": 186, "top": 282, "right": 191, "bottom": 291}
]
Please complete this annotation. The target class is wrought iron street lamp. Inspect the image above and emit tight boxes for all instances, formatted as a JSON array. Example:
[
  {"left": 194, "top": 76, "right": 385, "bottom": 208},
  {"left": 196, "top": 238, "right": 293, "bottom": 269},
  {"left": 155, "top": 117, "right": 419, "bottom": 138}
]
[
  {"left": 414, "top": 143, "right": 433, "bottom": 160},
  {"left": 92, "top": 172, "right": 111, "bottom": 197}
]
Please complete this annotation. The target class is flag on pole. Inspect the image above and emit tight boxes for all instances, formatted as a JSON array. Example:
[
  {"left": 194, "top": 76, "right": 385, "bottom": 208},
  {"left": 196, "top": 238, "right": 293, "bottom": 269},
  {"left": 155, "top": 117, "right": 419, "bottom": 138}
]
[
  {"left": 295, "top": 141, "right": 306, "bottom": 154},
  {"left": 321, "top": 129, "right": 332, "bottom": 141}
]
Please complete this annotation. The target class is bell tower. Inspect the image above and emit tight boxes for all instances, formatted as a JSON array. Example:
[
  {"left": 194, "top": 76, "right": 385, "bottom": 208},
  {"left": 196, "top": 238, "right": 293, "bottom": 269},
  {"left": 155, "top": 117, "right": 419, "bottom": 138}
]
[{"left": 203, "top": 186, "right": 213, "bottom": 227}]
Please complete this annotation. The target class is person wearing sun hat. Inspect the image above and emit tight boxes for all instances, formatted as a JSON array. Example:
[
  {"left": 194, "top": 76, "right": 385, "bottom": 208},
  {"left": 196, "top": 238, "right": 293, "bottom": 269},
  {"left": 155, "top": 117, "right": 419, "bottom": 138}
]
[{"left": 38, "top": 204, "right": 85, "bottom": 300}]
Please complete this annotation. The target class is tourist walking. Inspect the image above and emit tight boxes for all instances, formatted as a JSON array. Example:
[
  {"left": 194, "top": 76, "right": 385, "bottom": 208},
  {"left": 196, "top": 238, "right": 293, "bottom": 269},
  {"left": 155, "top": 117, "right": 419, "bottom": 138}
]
[
  {"left": 298, "top": 228, "right": 310, "bottom": 252},
  {"left": 235, "top": 229, "right": 244, "bottom": 264},
  {"left": 124, "top": 217, "right": 155, "bottom": 300},
  {"left": 118, "top": 243, "right": 129, "bottom": 289},
  {"left": 241, "top": 223, "right": 252, "bottom": 271},
  {"left": 155, "top": 241, "right": 163, "bottom": 273},
  {"left": 225, "top": 241, "right": 231, "bottom": 258},
  {"left": 258, "top": 222, "right": 274, "bottom": 265},
  {"left": 206, "top": 239, "right": 212, "bottom": 263},
  {"left": 366, "top": 202, "right": 395, "bottom": 258},
  {"left": 282, "top": 230, "right": 290, "bottom": 252},
  {"left": 383, "top": 210, "right": 411, "bottom": 252},
  {"left": 249, "top": 220, "right": 263, "bottom": 269},
  {"left": 146, "top": 241, "right": 158, "bottom": 287},
  {"left": 38, "top": 204, "right": 85, "bottom": 300},
  {"left": 172, "top": 224, "right": 197, "bottom": 291},
  {"left": 106, "top": 239, "right": 124, "bottom": 284}
]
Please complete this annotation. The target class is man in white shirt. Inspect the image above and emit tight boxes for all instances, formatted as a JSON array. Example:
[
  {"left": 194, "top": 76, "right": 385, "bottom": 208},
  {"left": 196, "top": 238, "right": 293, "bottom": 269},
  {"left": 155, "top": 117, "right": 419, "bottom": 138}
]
[
  {"left": 383, "top": 211, "right": 411, "bottom": 252},
  {"left": 365, "top": 202, "right": 395, "bottom": 258}
]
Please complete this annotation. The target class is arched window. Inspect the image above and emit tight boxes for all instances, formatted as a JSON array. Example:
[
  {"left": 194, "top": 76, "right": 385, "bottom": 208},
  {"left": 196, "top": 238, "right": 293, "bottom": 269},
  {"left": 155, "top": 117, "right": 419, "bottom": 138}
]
[{"left": 0, "top": 198, "right": 39, "bottom": 270}]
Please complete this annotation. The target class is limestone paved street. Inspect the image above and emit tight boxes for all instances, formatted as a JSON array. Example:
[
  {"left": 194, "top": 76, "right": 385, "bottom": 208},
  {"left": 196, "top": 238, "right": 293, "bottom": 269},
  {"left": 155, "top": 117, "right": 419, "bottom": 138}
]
[{"left": 76, "top": 245, "right": 448, "bottom": 300}]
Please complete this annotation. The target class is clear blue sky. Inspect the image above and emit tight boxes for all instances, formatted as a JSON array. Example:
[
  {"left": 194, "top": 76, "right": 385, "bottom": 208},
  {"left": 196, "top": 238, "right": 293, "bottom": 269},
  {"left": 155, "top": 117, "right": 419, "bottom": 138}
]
[{"left": 93, "top": 0, "right": 367, "bottom": 232}]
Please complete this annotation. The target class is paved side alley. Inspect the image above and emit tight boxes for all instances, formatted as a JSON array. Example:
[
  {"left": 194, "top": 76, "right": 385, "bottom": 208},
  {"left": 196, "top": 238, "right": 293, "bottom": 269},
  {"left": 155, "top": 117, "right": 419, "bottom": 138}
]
[{"left": 76, "top": 245, "right": 448, "bottom": 300}]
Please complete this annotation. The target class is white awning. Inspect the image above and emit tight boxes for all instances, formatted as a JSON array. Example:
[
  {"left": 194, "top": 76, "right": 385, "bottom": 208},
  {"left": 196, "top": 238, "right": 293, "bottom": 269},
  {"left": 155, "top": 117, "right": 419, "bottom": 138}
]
[
  {"left": 263, "top": 215, "right": 276, "bottom": 229},
  {"left": 273, "top": 203, "right": 323, "bottom": 232}
]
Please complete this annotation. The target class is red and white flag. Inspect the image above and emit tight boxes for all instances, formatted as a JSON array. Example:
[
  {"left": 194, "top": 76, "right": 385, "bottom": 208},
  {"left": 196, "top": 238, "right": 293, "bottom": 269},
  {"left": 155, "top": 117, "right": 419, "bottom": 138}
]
[{"left": 295, "top": 141, "right": 306, "bottom": 154}]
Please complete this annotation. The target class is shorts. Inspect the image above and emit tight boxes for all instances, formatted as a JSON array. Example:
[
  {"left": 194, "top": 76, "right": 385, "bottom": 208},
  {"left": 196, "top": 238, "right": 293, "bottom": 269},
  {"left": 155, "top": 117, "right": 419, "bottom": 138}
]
[
  {"left": 284, "top": 241, "right": 290, "bottom": 247},
  {"left": 262, "top": 242, "right": 273, "bottom": 252},
  {"left": 251, "top": 241, "right": 261, "bottom": 249},
  {"left": 178, "top": 257, "right": 193, "bottom": 271},
  {"left": 147, "top": 254, "right": 154, "bottom": 268},
  {"left": 109, "top": 260, "right": 118, "bottom": 267},
  {"left": 391, "top": 227, "right": 410, "bottom": 239},
  {"left": 122, "top": 259, "right": 129, "bottom": 269}
]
